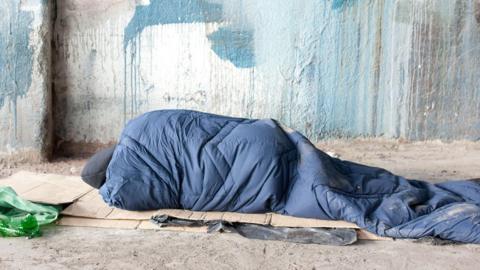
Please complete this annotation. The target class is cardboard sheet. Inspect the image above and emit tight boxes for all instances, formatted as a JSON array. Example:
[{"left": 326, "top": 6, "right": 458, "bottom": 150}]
[
  {"left": 61, "top": 188, "right": 387, "bottom": 240},
  {"left": 0, "top": 171, "right": 93, "bottom": 204},
  {"left": 58, "top": 217, "right": 141, "bottom": 229},
  {"left": 151, "top": 209, "right": 360, "bottom": 229},
  {"left": 62, "top": 190, "right": 359, "bottom": 229},
  {"left": 58, "top": 217, "right": 208, "bottom": 233},
  {"left": 61, "top": 189, "right": 157, "bottom": 220},
  {"left": 1, "top": 171, "right": 388, "bottom": 240},
  {"left": 58, "top": 217, "right": 386, "bottom": 240}
]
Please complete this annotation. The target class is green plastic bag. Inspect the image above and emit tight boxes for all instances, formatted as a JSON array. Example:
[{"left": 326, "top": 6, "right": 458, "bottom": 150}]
[{"left": 0, "top": 186, "right": 60, "bottom": 238}]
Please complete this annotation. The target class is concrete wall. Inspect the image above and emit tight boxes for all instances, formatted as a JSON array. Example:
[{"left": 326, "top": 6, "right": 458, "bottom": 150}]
[
  {"left": 53, "top": 0, "right": 480, "bottom": 148},
  {"left": 0, "top": 0, "right": 53, "bottom": 160},
  {"left": 1, "top": 0, "right": 479, "bottom": 158}
]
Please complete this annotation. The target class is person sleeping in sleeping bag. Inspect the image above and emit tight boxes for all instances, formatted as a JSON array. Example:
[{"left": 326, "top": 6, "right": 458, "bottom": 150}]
[{"left": 81, "top": 110, "right": 480, "bottom": 244}]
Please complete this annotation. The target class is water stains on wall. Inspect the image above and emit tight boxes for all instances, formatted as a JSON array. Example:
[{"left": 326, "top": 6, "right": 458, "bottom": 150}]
[
  {"left": 54, "top": 0, "right": 480, "bottom": 144},
  {"left": 248, "top": 0, "right": 480, "bottom": 141},
  {"left": 404, "top": 0, "right": 480, "bottom": 140},
  {"left": 0, "top": 1, "right": 34, "bottom": 111},
  {"left": 476, "top": 0, "right": 480, "bottom": 23},
  {"left": 0, "top": 0, "right": 52, "bottom": 157}
]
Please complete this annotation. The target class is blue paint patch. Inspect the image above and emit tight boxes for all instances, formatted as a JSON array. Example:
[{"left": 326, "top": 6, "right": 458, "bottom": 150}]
[
  {"left": 0, "top": 0, "right": 34, "bottom": 109},
  {"left": 123, "top": 0, "right": 223, "bottom": 48},
  {"left": 207, "top": 27, "right": 255, "bottom": 68},
  {"left": 331, "top": 0, "right": 357, "bottom": 10}
]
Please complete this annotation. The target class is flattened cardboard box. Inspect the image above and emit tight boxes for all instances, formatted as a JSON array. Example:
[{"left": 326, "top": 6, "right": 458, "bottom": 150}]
[
  {"left": 61, "top": 190, "right": 359, "bottom": 229},
  {"left": 1, "top": 171, "right": 387, "bottom": 240},
  {"left": 61, "top": 187, "right": 385, "bottom": 240},
  {"left": 0, "top": 171, "right": 93, "bottom": 204}
]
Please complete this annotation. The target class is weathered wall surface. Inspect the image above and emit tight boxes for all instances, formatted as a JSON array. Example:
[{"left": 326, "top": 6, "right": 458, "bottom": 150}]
[
  {"left": 53, "top": 0, "right": 480, "bottom": 147},
  {"left": 0, "top": 0, "right": 53, "bottom": 160}
]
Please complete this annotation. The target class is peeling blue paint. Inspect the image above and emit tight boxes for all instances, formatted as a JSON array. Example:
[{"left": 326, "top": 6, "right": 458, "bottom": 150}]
[
  {"left": 331, "top": 0, "right": 357, "bottom": 10},
  {"left": 207, "top": 27, "right": 255, "bottom": 68},
  {"left": 123, "top": 0, "right": 223, "bottom": 49},
  {"left": 0, "top": 0, "right": 34, "bottom": 109}
]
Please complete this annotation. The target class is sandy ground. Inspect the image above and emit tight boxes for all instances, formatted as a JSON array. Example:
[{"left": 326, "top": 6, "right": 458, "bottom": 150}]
[
  {"left": 1, "top": 226, "right": 479, "bottom": 270},
  {"left": 0, "top": 139, "right": 479, "bottom": 269}
]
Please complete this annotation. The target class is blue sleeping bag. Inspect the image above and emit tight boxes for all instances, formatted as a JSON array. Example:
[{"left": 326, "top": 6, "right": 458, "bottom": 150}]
[{"left": 100, "top": 110, "right": 480, "bottom": 243}]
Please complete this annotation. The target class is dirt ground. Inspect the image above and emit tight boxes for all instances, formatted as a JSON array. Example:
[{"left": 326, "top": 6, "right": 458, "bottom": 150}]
[{"left": 1, "top": 139, "right": 479, "bottom": 269}]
